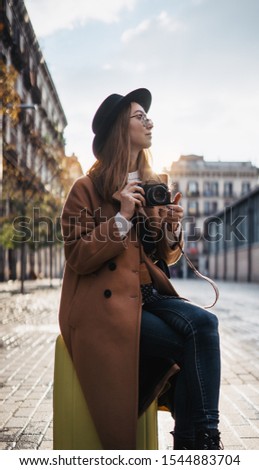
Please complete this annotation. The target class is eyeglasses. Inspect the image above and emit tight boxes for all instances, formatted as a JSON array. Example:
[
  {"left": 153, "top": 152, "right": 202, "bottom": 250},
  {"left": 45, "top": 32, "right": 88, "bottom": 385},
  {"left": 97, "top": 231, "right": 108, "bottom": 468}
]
[{"left": 130, "top": 112, "right": 153, "bottom": 128}]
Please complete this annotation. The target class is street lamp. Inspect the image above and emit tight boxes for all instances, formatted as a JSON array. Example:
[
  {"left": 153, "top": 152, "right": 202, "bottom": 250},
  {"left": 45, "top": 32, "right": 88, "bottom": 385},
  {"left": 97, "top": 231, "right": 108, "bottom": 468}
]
[{"left": 11, "top": 104, "right": 38, "bottom": 110}]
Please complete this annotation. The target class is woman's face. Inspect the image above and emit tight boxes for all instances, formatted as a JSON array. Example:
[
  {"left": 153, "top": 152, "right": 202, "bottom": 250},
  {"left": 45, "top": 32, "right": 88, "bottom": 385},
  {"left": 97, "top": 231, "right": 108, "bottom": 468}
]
[{"left": 129, "top": 102, "right": 153, "bottom": 152}]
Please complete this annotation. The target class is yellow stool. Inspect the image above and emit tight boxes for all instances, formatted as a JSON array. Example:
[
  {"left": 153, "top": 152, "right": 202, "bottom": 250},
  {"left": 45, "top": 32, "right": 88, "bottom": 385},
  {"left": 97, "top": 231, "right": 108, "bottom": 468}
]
[{"left": 53, "top": 335, "right": 158, "bottom": 450}]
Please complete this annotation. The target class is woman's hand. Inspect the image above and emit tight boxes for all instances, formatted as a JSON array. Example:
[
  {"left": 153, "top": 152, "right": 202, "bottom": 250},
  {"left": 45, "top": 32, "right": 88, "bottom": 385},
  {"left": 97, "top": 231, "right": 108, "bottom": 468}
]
[
  {"left": 112, "top": 181, "right": 145, "bottom": 220},
  {"left": 158, "top": 192, "right": 183, "bottom": 232}
]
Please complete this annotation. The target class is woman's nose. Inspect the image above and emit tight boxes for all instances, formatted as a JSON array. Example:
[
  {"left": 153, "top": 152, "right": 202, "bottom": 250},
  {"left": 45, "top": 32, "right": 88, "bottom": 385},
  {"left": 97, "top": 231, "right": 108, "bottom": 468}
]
[{"left": 146, "top": 119, "right": 153, "bottom": 128}]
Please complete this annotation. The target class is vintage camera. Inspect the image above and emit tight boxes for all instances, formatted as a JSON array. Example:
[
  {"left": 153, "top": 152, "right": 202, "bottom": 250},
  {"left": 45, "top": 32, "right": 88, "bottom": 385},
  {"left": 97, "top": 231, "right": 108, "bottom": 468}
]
[{"left": 141, "top": 183, "right": 171, "bottom": 207}]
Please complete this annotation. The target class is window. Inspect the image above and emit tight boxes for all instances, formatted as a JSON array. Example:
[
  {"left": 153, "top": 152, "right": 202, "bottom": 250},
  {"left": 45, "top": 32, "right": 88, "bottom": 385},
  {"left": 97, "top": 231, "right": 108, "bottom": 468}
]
[
  {"left": 187, "top": 201, "right": 199, "bottom": 216},
  {"left": 211, "top": 182, "right": 218, "bottom": 196},
  {"left": 203, "top": 181, "right": 218, "bottom": 196},
  {"left": 204, "top": 201, "right": 218, "bottom": 215},
  {"left": 224, "top": 182, "right": 233, "bottom": 197},
  {"left": 241, "top": 182, "right": 251, "bottom": 196},
  {"left": 187, "top": 181, "right": 199, "bottom": 196}
]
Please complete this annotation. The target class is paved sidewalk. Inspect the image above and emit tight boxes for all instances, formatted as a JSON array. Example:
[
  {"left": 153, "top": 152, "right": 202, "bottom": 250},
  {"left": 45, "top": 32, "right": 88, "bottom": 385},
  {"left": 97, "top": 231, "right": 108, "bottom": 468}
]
[{"left": 0, "top": 278, "right": 259, "bottom": 450}]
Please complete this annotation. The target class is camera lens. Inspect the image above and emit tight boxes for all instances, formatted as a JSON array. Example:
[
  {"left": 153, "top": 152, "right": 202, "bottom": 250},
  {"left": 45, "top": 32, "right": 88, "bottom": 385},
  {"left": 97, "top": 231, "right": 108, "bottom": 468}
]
[
  {"left": 142, "top": 182, "right": 170, "bottom": 206},
  {"left": 151, "top": 185, "right": 168, "bottom": 204}
]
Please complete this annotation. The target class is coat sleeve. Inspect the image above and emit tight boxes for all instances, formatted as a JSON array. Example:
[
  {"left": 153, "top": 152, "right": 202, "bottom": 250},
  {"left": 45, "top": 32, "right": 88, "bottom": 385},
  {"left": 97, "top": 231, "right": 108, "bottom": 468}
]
[
  {"left": 142, "top": 206, "right": 184, "bottom": 266},
  {"left": 61, "top": 177, "right": 128, "bottom": 275},
  {"left": 165, "top": 235, "right": 184, "bottom": 266},
  {"left": 156, "top": 227, "right": 184, "bottom": 266}
]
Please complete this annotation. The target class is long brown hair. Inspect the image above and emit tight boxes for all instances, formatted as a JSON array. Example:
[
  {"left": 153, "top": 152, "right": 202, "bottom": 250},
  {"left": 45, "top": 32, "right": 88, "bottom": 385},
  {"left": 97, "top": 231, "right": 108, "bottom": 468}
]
[{"left": 88, "top": 104, "right": 154, "bottom": 201}]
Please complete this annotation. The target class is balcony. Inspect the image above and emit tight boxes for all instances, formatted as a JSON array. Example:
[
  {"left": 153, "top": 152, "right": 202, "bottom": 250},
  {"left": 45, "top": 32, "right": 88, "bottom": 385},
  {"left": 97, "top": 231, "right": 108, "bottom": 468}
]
[
  {"left": 186, "top": 190, "right": 200, "bottom": 197},
  {"left": 20, "top": 113, "right": 34, "bottom": 135},
  {"left": 203, "top": 210, "right": 218, "bottom": 217},
  {"left": 4, "top": 144, "right": 18, "bottom": 167},
  {"left": 29, "top": 130, "right": 42, "bottom": 148},
  {"left": 203, "top": 190, "right": 219, "bottom": 197},
  {"left": 187, "top": 210, "right": 200, "bottom": 217},
  {"left": 31, "top": 85, "right": 42, "bottom": 105},
  {"left": 0, "top": 12, "right": 12, "bottom": 47},
  {"left": 223, "top": 191, "right": 234, "bottom": 198},
  {"left": 11, "top": 45, "right": 27, "bottom": 72},
  {"left": 23, "top": 69, "right": 33, "bottom": 91}
]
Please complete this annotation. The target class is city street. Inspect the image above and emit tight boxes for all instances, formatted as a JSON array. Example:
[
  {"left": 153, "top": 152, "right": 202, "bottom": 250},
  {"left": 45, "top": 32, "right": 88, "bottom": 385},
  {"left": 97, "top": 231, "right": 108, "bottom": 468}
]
[{"left": 0, "top": 278, "right": 259, "bottom": 450}]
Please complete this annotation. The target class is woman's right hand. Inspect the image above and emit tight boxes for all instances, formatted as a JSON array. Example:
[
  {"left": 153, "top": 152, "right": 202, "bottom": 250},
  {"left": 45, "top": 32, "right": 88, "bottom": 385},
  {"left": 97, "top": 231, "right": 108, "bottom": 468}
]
[{"left": 112, "top": 181, "right": 145, "bottom": 220}]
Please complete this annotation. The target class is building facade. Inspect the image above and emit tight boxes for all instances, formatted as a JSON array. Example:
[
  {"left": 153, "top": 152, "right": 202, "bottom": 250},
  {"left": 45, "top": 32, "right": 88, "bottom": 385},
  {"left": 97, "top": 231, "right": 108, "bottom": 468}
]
[
  {"left": 205, "top": 186, "right": 259, "bottom": 282},
  {"left": 0, "top": 0, "right": 77, "bottom": 283},
  {"left": 167, "top": 155, "right": 258, "bottom": 278}
]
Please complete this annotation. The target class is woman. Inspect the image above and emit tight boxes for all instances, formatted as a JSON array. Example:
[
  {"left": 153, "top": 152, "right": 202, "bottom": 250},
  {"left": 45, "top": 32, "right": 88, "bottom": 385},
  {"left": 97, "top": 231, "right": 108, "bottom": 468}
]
[{"left": 58, "top": 88, "right": 222, "bottom": 450}]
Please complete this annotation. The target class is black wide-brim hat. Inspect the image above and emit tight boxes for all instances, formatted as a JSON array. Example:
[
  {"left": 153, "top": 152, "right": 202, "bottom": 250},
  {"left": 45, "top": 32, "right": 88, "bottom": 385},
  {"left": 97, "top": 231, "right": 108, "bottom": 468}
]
[{"left": 92, "top": 88, "right": 152, "bottom": 155}]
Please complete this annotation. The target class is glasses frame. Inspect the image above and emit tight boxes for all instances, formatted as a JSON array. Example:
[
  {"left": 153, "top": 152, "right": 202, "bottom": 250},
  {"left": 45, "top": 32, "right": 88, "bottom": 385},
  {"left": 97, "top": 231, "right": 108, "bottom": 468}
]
[{"left": 130, "top": 112, "right": 153, "bottom": 128}]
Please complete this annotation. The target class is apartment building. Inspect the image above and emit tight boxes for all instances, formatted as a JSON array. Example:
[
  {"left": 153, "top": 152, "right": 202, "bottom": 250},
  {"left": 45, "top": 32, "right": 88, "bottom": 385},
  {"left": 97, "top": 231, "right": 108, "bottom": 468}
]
[
  {"left": 0, "top": 0, "right": 69, "bottom": 282},
  {"left": 167, "top": 155, "right": 258, "bottom": 277}
]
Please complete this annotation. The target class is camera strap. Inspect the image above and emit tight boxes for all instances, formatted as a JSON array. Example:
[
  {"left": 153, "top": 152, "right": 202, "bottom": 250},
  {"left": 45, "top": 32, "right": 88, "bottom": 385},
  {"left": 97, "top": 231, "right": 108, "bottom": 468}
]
[
  {"left": 133, "top": 212, "right": 156, "bottom": 255},
  {"left": 177, "top": 242, "right": 220, "bottom": 309},
  {"left": 135, "top": 211, "right": 219, "bottom": 309}
]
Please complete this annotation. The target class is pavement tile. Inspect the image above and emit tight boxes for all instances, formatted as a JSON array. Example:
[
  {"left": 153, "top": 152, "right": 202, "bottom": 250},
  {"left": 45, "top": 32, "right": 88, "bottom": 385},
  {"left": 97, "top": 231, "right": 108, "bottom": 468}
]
[
  {"left": 0, "top": 412, "right": 12, "bottom": 427},
  {"left": 0, "top": 427, "right": 22, "bottom": 442},
  {"left": 17, "top": 400, "right": 39, "bottom": 408},
  {"left": 236, "top": 427, "right": 259, "bottom": 439},
  {"left": 220, "top": 432, "right": 244, "bottom": 447},
  {"left": 30, "top": 412, "right": 52, "bottom": 423},
  {"left": 4, "top": 416, "right": 29, "bottom": 428},
  {"left": 0, "top": 442, "right": 8, "bottom": 449},
  {"left": 221, "top": 414, "right": 248, "bottom": 426},
  {"left": 23, "top": 423, "right": 49, "bottom": 435},
  {"left": 14, "top": 408, "right": 34, "bottom": 418},
  {"left": 43, "top": 427, "right": 53, "bottom": 440},
  {"left": 39, "top": 440, "right": 53, "bottom": 450},
  {"left": 15, "top": 435, "right": 42, "bottom": 449},
  {"left": 243, "top": 438, "right": 259, "bottom": 450}
]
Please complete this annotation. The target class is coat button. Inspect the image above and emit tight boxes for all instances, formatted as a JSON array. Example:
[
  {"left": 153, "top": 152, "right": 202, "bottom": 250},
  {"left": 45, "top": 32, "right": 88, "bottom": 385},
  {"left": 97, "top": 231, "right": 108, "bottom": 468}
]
[
  {"left": 104, "top": 289, "right": 112, "bottom": 298},
  {"left": 108, "top": 261, "right": 117, "bottom": 271}
]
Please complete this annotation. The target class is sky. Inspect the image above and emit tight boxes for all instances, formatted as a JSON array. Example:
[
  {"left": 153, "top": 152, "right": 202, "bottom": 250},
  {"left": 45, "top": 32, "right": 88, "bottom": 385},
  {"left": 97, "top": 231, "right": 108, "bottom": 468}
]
[{"left": 24, "top": 0, "right": 259, "bottom": 174}]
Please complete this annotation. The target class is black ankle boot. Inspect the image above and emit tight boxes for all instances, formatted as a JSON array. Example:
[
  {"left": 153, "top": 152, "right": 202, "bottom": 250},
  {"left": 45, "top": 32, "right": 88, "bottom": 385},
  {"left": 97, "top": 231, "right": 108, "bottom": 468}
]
[
  {"left": 195, "top": 429, "right": 223, "bottom": 450},
  {"left": 171, "top": 432, "right": 195, "bottom": 450}
]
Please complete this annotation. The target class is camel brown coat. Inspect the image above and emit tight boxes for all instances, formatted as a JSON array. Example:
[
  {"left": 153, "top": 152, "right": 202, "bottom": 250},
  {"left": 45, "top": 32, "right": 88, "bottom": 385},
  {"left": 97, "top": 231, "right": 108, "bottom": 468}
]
[{"left": 58, "top": 175, "right": 183, "bottom": 450}]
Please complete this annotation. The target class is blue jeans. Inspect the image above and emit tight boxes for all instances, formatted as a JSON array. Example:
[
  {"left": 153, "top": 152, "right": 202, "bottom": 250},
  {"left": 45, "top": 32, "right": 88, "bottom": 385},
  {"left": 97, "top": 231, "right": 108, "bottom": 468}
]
[{"left": 140, "top": 297, "right": 221, "bottom": 440}]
